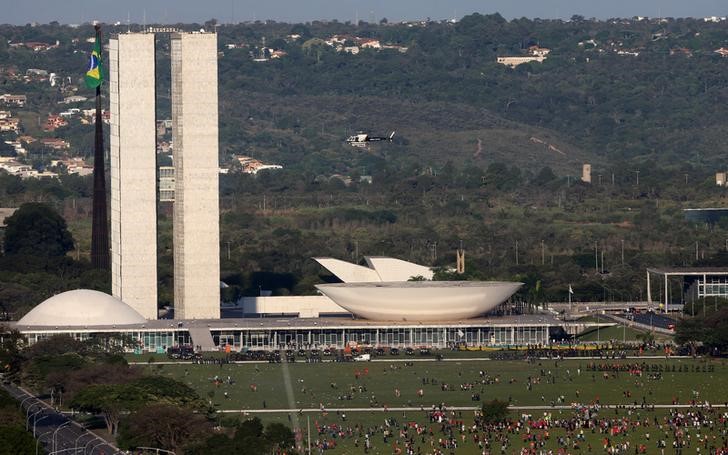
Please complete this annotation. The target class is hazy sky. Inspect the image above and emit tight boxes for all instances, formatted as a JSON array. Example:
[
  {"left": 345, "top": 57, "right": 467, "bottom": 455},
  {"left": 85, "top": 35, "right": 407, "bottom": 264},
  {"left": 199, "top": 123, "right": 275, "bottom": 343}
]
[{"left": 1, "top": 0, "right": 727, "bottom": 25}]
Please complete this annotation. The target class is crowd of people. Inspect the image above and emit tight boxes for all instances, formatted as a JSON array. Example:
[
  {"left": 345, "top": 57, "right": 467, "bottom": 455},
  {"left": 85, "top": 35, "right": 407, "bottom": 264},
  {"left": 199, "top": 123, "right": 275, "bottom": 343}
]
[{"left": 304, "top": 403, "right": 728, "bottom": 454}]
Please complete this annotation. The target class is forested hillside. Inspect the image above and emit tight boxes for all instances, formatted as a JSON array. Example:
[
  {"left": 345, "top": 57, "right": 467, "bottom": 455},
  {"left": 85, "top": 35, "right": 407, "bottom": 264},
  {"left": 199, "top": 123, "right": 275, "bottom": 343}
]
[{"left": 1, "top": 14, "right": 727, "bottom": 316}]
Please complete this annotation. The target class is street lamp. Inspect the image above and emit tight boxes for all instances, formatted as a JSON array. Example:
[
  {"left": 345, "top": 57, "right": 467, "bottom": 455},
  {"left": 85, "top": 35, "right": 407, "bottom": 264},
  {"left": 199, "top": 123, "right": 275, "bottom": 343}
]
[
  {"left": 73, "top": 427, "right": 88, "bottom": 453},
  {"left": 50, "top": 448, "right": 81, "bottom": 455},
  {"left": 82, "top": 436, "right": 102, "bottom": 454},
  {"left": 88, "top": 439, "right": 108, "bottom": 455},
  {"left": 137, "top": 447, "right": 177, "bottom": 455},
  {"left": 36, "top": 429, "right": 54, "bottom": 455},
  {"left": 33, "top": 414, "right": 49, "bottom": 437},
  {"left": 21, "top": 395, "right": 35, "bottom": 414},
  {"left": 53, "top": 420, "right": 71, "bottom": 453},
  {"left": 26, "top": 405, "right": 41, "bottom": 430}
]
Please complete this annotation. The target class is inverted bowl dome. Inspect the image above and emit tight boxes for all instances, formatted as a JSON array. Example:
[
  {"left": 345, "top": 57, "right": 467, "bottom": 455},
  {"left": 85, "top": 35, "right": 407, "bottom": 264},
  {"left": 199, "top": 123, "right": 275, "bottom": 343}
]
[
  {"left": 18, "top": 289, "right": 147, "bottom": 326},
  {"left": 316, "top": 281, "right": 522, "bottom": 321}
]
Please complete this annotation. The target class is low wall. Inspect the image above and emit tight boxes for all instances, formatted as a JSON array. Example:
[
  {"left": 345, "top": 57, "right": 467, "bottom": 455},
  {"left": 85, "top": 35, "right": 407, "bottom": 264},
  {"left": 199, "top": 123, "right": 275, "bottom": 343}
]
[{"left": 237, "top": 295, "right": 349, "bottom": 318}]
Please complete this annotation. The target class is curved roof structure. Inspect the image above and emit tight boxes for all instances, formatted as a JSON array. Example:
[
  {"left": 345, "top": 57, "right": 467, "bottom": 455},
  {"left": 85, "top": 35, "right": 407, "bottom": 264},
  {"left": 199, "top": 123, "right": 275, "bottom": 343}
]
[
  {"left": 316, "top": 281, "right": 522, "bottom": 321},
  {"left": 17, "top": 289, "right": 147, "bottom": 327},
  {"left": 364, "top": 256, "right": 434, "bottom": 281},
  {"left": 312, "top": 257, "right": 381, "bottom": 283},
  {"left": 313, "top": 256, "right": 434, "bottom": 282}
]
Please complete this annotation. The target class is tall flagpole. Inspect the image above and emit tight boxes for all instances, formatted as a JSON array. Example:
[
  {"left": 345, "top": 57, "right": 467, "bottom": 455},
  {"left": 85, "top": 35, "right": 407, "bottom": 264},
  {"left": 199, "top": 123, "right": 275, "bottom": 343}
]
[{"left": 90, "top": 24, "right": 109, "bottom": 270}]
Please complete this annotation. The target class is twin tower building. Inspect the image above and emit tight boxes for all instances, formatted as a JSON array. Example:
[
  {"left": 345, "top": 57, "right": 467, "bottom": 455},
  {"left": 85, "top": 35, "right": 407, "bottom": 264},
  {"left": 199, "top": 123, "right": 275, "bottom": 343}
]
[{"left": 109, "top": 32, "right": 220, "bottom": 320}]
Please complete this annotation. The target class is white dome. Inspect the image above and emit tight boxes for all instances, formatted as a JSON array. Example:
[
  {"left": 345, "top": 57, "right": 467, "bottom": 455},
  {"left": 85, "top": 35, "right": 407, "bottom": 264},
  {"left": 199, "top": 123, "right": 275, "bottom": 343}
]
[{"left": 18, "top": 290, "right": 147, "bottom": 326}]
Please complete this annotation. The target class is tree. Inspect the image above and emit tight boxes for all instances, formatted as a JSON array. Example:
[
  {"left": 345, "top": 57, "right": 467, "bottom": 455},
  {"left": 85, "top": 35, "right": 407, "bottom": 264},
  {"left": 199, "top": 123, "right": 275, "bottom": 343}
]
[
  {"left": 264, "top": 422, "right": 295, "bottom": 451},
  {"left": 481, "top": 399, "right": 510, "bottom": 424},
  {"left": 117, "top": 404, "right": 211, "bottom": 452},
  {"left": 0, "top": 425, "right": 35, "bottom": 455},
  {"left": 71, "top": 384, "right": 128, "bottom": 435},
  {"left": 71, "top": 377, "right": 203, "bottom": 435},
  {"left": 0, "top": 326, "right": 25, "bottom": 380},
  {"left": 677, "top": 307, "right": 728, "bottom": 355},
  {"left": 3, "top": 203, "right": 74, "bottom": 257},
  {"left": 187, "top": 417, "right": 296, "bottom": 454},
  {"left": 635, "top": 331, "right": 655, "bottom": 346}
]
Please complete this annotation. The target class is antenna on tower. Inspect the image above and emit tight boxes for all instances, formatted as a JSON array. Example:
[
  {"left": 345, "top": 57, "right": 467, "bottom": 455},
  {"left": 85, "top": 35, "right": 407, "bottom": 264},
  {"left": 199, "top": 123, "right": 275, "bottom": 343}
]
[
  {"left": 127, "top": 12, "right": 130, "bottom": 33},
  {"left": 143, "top": 9, "right": 147, "bottom": 31}
]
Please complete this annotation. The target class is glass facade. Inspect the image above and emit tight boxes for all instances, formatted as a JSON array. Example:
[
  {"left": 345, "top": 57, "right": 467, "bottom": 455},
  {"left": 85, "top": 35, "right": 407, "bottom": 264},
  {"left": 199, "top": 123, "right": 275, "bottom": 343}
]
[
  {"left": 698, "top": 277, "right": 728, "bottom": 298},
  {"left": 212, "top": 325, "right": 550, "bottom": 351},
  {"left": 19, "top": 325, "right": 550, "bottom": 353}
]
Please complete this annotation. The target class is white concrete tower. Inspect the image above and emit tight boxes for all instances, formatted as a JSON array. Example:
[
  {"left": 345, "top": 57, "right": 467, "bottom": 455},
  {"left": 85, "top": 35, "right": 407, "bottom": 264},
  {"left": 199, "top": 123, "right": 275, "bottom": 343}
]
[
  {"left": 170, "top": 32, "right": 220, "bottom": 319},
  {"left": 109, "top": 33, "right": 158, "bottom": 320}
]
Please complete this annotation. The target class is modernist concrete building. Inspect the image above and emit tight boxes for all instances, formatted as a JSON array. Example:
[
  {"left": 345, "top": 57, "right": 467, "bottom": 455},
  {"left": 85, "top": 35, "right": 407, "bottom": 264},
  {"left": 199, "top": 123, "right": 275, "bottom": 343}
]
[
  {"left": 313, "top": 257, "right": 522, "bottom": 321},
  {"left": 109, "top": 33, "right": 158, "bottom": 319},
  {"left": 171, "top": 32, "right": 220, "bottom": 319},
  {"left": 12, "top": 289, "right": 574, "bottom": 352},
  {"left": 109, "top": 31, "right": 221, "bottom": 320}
]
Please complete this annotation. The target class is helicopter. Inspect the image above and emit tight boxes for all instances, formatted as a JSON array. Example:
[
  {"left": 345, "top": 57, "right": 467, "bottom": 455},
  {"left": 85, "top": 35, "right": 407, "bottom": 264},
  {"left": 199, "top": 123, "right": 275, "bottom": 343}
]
[{"left": 346, "top": 131, "right": 395, "bottom": 148}]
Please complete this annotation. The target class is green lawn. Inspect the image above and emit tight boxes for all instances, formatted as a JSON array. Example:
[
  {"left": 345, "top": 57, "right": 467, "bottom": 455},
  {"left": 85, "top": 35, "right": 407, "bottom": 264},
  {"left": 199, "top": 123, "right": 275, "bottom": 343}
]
[
  {"left": 147, "top": 358, "right": 727, "bottom": 454},
  {"left": 151, "top": 358, "right": 728, "bottom": 411},
  {"left": 251, "top": 408, "right": 726, "bottom": 454}
]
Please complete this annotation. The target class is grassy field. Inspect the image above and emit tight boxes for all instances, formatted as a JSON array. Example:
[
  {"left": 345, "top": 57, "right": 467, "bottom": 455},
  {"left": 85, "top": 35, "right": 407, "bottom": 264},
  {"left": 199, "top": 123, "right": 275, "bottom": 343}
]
[
  {"left": 150, "top": 358, "right": 728, "bottom": 411},
  {"left": 247, "top": 408, "right": 725, "bottom": 454},
  {"left": 145, "top": 357, "right": 728, "bottom": 453}
]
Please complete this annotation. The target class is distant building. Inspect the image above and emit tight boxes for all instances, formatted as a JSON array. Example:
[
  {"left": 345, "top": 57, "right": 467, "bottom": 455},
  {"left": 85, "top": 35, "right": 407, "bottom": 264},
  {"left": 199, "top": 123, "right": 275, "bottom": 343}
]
[
  {"left": 26, "top": 68, "right": 48, "bottom": 77},
  {"left": 61, "top": 95, "right": 88, "bottom": 104},
  {"left": 359, "top": 39, "right": 381, "bottom": 49},
  {"left": 52, "top": 157, "right": 92, "bottom": 176},
  {"left": 716, "top": 172, "right": 727, "bottom": 187},
  {"left": 39, "top": 138, "right": 70, "bottom": 150},
  {"left": 581, "top": 164, "right": 592, "bottom": 183},
  {"left": 0, "top": 117, "right": 19, "bottom": 133},
  {"left": 497, "top": 46, "right": 550, "bottom": 67},
  {"left": 0, "top": 160, "right": 58, "bottom": 179},
  {"left": 0, "top": 94, "right": 27, "bottom": 107},
  {"left": 497, "top": 55, "right": 546, "bottom": 68},
  {"left": 234, "top": 155, "right": 283, "bottom": 174},
  {"left": 43, "top": 114, "right": 67, "bottom": 131}
]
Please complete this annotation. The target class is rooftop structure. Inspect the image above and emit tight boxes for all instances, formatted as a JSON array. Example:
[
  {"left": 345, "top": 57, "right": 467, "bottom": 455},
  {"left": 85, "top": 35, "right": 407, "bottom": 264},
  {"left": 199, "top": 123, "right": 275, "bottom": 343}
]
[
  {"left": 17, "top": 290, "right": 146, "bottom": 326},
  {"left": 646, "top": 267, "right": 728, "bottom": 312},
  {"left": 313, "top": 257, "right": 521, "bottom": 321},
  {"left": 313, "top": 256, "right": 434, "bottom": 282},
  {"left": 317, "top": 281, "right": 522, "bottom": 321}
]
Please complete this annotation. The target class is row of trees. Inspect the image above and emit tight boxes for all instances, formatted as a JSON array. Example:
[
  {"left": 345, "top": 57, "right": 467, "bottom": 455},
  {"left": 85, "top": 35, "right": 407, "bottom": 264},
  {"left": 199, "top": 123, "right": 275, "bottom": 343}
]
[
  {"left": 0, "top": 388, "right": 36, "bottom": 454},
  {"left": 675, "top": 298, "right": 728, "bottom": 355},
  {"left": 0, "top": 331, "right": 296, "bottom": 453}
]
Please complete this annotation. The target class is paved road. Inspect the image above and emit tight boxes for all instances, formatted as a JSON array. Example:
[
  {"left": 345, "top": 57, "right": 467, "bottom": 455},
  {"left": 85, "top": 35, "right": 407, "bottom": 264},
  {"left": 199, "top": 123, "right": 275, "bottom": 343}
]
[
  {"left": 2, "top": 381, "right": 122, "bottom": 455},
  {"left": 224, "top": 403, "right": 728, "bottom": 414}
]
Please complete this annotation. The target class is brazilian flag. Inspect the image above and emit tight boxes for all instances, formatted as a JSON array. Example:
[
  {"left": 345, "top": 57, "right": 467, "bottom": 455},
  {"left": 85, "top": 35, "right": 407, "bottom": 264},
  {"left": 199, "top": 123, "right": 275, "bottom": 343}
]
[{"left": 85, "top": 34, "right": 103, "bottom": 89}]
